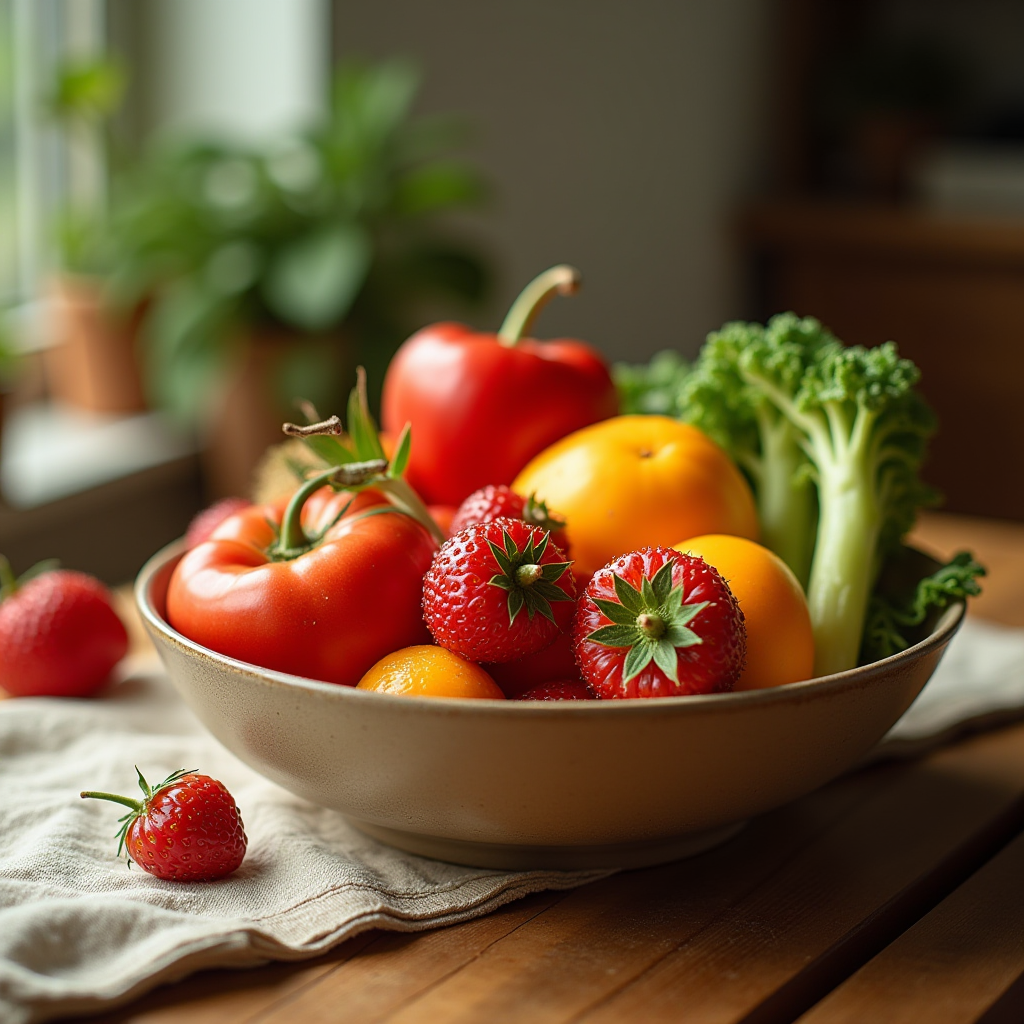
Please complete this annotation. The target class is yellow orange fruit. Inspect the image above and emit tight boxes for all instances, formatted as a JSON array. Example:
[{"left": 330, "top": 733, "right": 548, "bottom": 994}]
[
  {"left": 357, "top": 645, "right": 505, "bottom": 699},
  {"left": 674, "top": 534, "right": 814, "bottom": 690},
  {"left": 513, "top": 415, "right": 759, "bottom": 576}
]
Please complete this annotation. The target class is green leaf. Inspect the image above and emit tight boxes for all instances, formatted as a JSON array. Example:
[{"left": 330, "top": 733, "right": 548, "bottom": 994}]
[
  {"left": 507, "top": 589, "right": 525, "bottom": 625},
  {"left": 612, "top": 574, "right": 645, "bottom": 615},
  {"left": 622, "top": 644, "right": 656, "bottom": 684},
  {"left": 346, "top": 369, "right": 387, "bottom": 461},
  {"left": 540, "top": 561, "right": 571, "bottom": 583},
  {"left": 640, "top": 576, "right": 658, "bottom": 607},
  {"left": 393, "top": 163, "right": 485, "bottom": 217},
  {"left": 587, "top": 624, "right": 641, "bottom": 648},
  {"left": 592, "top": 597, "right": 639, "bottom": 626},
  {"left": 663, "top": 624, "right": 702, "bottom": 649},
  {"left": 668, "top": 599, "right": 709, "bottom": 630},
  {"left": 263, "top": 223, "right": 371, "bottom": 332},
  {"left": 529, "top": 580, "right": 574, "bottom": 604},
  {"left": 304, "top": 434, "right": 356, "bottom": 466},
  {"left": 650, "top": 561, "right": 675, "bottom": 604},
  {"left": 389, "top": 423, "right": 412, "bottom": 478},
  {"left": 488, "top": 575, "right": 512, "bottom": 590},
  {"left": 486, "top": 539, "right": 515, "bottom": 579},
  {"left": 651, "top": 641, "right": 680, "bottom": 683}
]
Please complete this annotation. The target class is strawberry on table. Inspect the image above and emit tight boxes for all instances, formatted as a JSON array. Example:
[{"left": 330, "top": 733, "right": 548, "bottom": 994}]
[
  {"left": 81, "top": 768, "right": 247, "bottom": 882},
  {"left": 574, "top": 547, "right": 746, "bottom": 699},
  {"left": 0, "top": 557, "right": 129, "bottom": 698},
  {"left": 422, "top": 518, "right": 576, "bottom": 663},
  {"left": 450, "top": 485, "right": 570, "bottom": 553}
]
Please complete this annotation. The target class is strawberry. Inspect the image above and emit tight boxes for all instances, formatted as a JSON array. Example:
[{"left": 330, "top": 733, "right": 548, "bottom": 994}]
[
  {"left": 422, "top": 518, "right": 576, "bottom": 663},
  {"left": 0, "top": 558, "right": 129, "bottom": 698},
  {"left": 515, "top": 678, "right": 595, "bottom": 701},
  {"left": 485, "top": 630, "right": 579, "bottom": 698},
  {"left": 81, "top": 768, "right": 247, "bottom": 882},
  {"left": 574, "top": 547, "right": 746, "bottom": 699},
  {"left": 185, "top": 497, "right": 251, "bottom": 548},
  {"left": 450, "top": 485, "right": 570, "bottom": 553}
]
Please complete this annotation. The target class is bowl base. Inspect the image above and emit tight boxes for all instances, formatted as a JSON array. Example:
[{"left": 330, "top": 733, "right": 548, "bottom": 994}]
[{"left": 346, "top": 819, "right": 747, "bottom": 870}]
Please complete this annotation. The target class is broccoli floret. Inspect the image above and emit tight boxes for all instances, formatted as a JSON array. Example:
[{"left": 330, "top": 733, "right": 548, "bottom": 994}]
[
  {"left": 861, "top": 551, "right": 985, "bottom": 662},
  {"left": 733, "top": 313, "right": 937, "bottom": 675},
  {"left": 679, "top": 318, "right": 824, "bottom": 586},
  {"left": 613, "top": 350, "right": 690, "bottom": 416}
]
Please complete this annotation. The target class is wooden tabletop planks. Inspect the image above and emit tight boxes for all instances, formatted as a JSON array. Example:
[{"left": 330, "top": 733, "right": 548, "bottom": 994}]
[{"left": 796, "top": 830, "right": 1024, "bottom": 1024}]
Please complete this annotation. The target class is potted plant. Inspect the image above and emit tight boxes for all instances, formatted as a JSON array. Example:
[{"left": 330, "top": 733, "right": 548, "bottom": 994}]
[
  {"left": 106, "top": 59, "right": 489, "bottom": 496},
  {"left": 43, "top": 56, "right": 147, "bottom": 415}
]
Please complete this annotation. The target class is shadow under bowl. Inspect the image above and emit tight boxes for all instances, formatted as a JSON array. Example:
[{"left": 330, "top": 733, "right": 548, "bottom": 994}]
[{"left": 136, "top": 543, "right": 964, "bottom": 870}]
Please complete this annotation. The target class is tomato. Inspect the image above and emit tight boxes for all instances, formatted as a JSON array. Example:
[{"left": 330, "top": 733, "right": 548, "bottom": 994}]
[
  {"left": 675, "top": 534, "right": 814, "bottom": 689},
  {"left": 166, "top": 490, "right": 437, "bottom": 687},
  {"left": 358, "top": 645, "right": 505, "bottom": 699},
  {"left": 381, "top": 266, "right": 618, "bottom": 506},
  {"left": 514, "top": 415, "right": 759, "bottom": 576}
]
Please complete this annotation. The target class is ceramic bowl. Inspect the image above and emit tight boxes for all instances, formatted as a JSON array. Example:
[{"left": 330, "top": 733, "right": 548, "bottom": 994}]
[{"left": 135, "top": 542, "right": 963, "bottom": 870}]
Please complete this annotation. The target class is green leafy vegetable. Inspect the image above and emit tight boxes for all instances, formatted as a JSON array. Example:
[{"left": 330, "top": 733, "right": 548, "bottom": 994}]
[
  {"left": 861, "top": 551, "right": 985, "bottom": 662},
  {"left": 613, "top": 351, "right": 689, "bottom": 416}
]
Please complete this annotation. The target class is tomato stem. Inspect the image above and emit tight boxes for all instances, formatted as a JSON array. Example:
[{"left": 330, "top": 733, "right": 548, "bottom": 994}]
[{"left": 497, "top": 265, "right": 582, "bottom": 346}]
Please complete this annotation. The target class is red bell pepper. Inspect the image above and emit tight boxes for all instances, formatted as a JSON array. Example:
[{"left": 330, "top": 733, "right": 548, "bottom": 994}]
[{"left": 381, "top": 265, "right": 619, "bottom": 506}]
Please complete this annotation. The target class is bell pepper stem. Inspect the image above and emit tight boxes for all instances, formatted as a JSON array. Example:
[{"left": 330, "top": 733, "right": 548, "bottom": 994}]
[{"left": 497, "top": 265, "right": 582, "bottom": 346}]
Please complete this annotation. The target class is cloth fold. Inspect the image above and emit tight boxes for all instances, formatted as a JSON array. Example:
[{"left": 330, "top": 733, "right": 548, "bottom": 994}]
[{"left": 2, "top": 614, "right": 1023, "bottom": 1023}]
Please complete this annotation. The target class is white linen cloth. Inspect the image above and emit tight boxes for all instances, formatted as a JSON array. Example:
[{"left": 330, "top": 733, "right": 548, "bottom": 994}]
[{"left": 1, "top": 615, "right": 1022, "bottom": 1023}]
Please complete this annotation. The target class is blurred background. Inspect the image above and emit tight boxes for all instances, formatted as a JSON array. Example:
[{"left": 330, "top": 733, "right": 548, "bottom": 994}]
[{"left": 0, "top": 0, "right": 1020, "bottom": 584}]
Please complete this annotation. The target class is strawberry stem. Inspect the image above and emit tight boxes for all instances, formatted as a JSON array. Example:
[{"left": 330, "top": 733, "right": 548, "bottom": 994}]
[
  {"left": 80, "top": 791, "right": 143, "bottom": 812},
  {"left": 497, "top": 265, "right": 582, "bottom": 346},
  {"left": 637, "top": 613, "right": 665, "bottom": 639},
  {"left": 516, "top": 564, "right": 544, "bottom": 586}
]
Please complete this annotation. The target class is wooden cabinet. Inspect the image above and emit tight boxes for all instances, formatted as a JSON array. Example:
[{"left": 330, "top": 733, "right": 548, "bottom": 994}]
[{"left": 743, "top": 199, "right": 1024, "bottom": 520}]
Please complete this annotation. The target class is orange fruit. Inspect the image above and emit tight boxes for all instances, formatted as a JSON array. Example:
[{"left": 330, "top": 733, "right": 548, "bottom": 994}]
[
  {"left": 514, "top": 415, "right": 759, "bottom": 576},
  {"left": 357, "top": 645, "right": 505, "bottom": 699},
  {"left": 674, "top": 534, "right": 814, "bottom": 690}
]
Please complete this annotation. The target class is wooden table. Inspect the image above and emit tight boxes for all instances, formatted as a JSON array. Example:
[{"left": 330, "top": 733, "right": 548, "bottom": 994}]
[{"left": 93, "top": 512, "right": 1024, "bottom": 1024}]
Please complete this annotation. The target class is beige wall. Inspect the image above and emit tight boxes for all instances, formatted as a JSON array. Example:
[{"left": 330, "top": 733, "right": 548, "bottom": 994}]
[{"left": 333, "top": 0, "right": 772, "bottom": 362}]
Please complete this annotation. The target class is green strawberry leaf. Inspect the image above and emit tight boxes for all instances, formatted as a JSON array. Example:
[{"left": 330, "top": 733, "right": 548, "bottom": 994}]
[
  {"left": 623, "top": 643, "right": 656, "bottom": 684},
  {"left": 592, "top": 597, "right": 639, "bottom": 626},
  {"left": 587, "top": 624, "right": 641, "bottom": 648},
  {"left": 612, "top": 574, "right": 645, "bottom": 614},
  {"left": 651, "top": 640, "right": 680, "bottom": 683},
  {"left": 650, "top": 561, "right": 675, "bottom": 604}
]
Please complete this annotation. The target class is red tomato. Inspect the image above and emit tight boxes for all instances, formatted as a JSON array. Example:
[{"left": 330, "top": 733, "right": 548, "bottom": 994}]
[
  {"left": 381, "top": 266, "right": 618, "bottom": 506},
  {"left": 167, "top": 497, "right": 437, "bottom": 686}
]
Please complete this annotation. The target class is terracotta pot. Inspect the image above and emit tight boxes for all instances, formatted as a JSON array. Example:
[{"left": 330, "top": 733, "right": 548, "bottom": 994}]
[
  {"left": 201, "top": 331, "right": 313, "bottom": 500},
  {"left": 45, "top": 275, "right": 147, "bottom": 414}
]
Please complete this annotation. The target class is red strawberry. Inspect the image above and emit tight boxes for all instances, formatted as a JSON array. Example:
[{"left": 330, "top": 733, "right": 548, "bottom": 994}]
[
  {"left": 515, "top": 678, "right": 595, "bottom": 701},
  {"left": 81, "top": 768, "right": 247, "bottom": 882},
  {"left": 574, "top": 547, "right": 745, "bottom": 699},
  {"left": 485, "top": 630, "right": 579, "bottom": 698},
  {"left": 0, "top": 559, "right": 129, "bottom": 698},
  {"left": 185, "top": 497, "right": 251, "bottom": 548},
  {"left": 422, "top": 518, "right": 576, "bottom": 663},
  {"left": 450, "top": 485, "right": 570, "bottom": 553}
]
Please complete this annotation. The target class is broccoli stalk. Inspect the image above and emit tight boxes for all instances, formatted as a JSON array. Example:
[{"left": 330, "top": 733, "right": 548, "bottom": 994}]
[
  {"left": 680, "top": 320, "right": 820, "bottom": 587},
  {"left": 736, "top": 316, "right": 936, "bottom": 676}
]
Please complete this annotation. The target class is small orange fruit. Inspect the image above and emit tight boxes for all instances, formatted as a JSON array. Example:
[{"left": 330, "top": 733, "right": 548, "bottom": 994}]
[
  {"left": 357, "top": 645, "right": 505, "bottom": 699},
  {"left": 514, "top": 415, "right": 758, "bottom": 576},
  {"left": 674, "top": 534, "right": 814, "bottom": 690}
]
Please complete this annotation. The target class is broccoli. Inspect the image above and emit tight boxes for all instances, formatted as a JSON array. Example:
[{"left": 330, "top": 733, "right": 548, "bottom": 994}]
[
  {"left": 722, "top": 313, "right": 937, "bottom": 675},
  {"left": 679, "top": 318, "right": 825, "bottom": 587}
]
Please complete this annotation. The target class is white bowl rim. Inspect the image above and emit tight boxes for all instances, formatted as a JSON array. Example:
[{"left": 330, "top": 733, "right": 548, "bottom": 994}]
[{"left": 136, "top": 539, "right": 966, "bottom": 717}]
